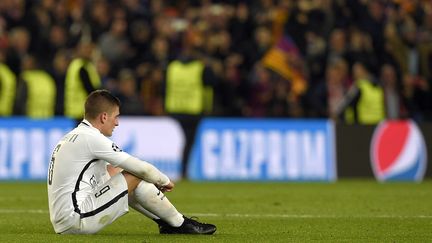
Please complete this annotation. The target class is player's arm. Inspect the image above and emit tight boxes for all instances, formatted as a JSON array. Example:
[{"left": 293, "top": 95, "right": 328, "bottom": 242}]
[
  {"left": 117, "top": 156, "right": 171, "bottom": 189},
  {"left": 88, "top": 135, "right": 171, "bottom": 189},
  {"left": 107, "top": 157, "right": 173, "bottom": 191}
]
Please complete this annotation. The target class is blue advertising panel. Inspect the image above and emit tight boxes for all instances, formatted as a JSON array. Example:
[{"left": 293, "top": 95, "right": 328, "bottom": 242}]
[
  {"left": 0, "top": 118, "right": 74, "bottom": 180},
  {"left": 188, "top": 119, "right": 336, "bottom": 181}
]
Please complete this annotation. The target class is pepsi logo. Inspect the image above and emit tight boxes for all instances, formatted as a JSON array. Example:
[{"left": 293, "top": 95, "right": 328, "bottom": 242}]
[{"left": 370, "top": 120, "right": 427, "bottom": 181}]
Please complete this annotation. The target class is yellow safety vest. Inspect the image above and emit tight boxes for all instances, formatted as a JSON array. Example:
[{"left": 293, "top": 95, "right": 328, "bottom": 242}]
[
  {"left": 356, "top": 79, "right": 385, "bottom": 124},
  {"left": 64, "top": 58, "right": 101, "bottom": 119},
  {"left": 165, "top": 60, "right": 212, "bottom": 114},
  {"left": 21, "top": 70, "right": 56, "bottom": 118},
  {"left": 0, "top": 63, "right": 16, "bottom": 116}
]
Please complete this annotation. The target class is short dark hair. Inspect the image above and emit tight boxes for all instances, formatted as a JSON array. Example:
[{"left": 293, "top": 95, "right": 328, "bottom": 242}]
[{"left": 84, "top": 90, "right": 120, "bottom": 120}]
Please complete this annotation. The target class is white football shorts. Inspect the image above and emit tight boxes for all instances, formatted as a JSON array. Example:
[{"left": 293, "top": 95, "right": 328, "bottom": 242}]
[{"left": 61, "top": 173, "right": 129, "bottom": 234}]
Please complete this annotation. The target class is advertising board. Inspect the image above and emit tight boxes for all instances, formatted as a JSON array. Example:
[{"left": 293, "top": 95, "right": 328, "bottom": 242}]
[
  {"left": 0, "top": 118, "right": 74, "bottom": 180},
  {"left": 188, "top": 119, "right": 336, "bottom": 181},
  {"left": 337, "top": 121, "right": 430, "bottom": 180},
  {"left": 370, "top": 120, "right": 427, "bottom": 181},
  {"left": 111, "top": 117, "right": 185, "bottom": 181}
]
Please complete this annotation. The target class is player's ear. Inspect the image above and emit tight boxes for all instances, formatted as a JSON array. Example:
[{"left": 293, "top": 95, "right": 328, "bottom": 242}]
[{"left": 100, "top": 112, "right": 108, "bottom": 124}]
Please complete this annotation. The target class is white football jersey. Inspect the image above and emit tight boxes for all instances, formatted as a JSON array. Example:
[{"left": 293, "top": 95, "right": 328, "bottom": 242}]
[{"left": 47, "top": 119, "right": 130, "bottom": 233}]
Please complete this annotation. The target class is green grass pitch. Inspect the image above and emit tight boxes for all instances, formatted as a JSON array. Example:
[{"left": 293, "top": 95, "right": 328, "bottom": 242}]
[{"left": 0, "top": 180, "right": 431, "bottom": 242}]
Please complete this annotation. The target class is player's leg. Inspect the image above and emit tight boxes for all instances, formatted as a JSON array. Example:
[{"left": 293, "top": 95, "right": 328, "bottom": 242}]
[
  {"left": 122, "top": 171, "right": 184, "bottom": 226},
  {"left": 128, "top": 192, "right": 160, "bottom": 218},
  {"left": 122, "top": 171, "right": 217, "bottom": 234},
  {"left": 106, "top": 166, "right": 164, "bottom": 220}
]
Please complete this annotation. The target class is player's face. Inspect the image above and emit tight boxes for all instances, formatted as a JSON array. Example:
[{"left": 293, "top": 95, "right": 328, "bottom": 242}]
[{"left": 102, "top": 106, "right": 120, "bottom": 137}]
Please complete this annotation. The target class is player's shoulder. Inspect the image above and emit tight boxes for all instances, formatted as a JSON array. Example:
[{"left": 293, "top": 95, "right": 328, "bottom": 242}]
[
  {"left": 65, "top": 124, "right": 104, "bottom": 144},
  {"left": 81, "top": 127, "right": 117, "bottom": 148},
  {"left": 79, "top": 126, "right": 109, "bottom": 141}
]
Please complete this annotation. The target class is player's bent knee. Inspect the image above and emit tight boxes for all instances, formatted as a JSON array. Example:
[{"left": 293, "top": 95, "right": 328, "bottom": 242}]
[
  {"left": 121, "top": 171, "right": 142, "bottom": 193},
  {"left": 136, "top": 180, "right": 159, "bottom": 195}
]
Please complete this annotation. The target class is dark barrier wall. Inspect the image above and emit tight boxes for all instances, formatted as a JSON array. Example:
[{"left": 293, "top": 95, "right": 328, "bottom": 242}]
[
  {"left": 336, "top": 123, "right": 432, "bottom": 178},
  {"left": 419, "top": 124, "right": 432, "bottom": 178}
]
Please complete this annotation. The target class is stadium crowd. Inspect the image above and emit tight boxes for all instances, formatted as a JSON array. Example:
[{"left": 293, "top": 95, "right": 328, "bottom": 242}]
[{"left": 0, "top": 0, "right": 431, "bottom": 123}]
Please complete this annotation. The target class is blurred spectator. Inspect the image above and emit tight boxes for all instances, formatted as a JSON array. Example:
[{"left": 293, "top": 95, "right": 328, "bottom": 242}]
[
  {"left": 97, "top": 56, "right": 116, "bottom": 90},
  {"left": 1, "top": 0, "right": 28, "bottom": 30},
  {"left": 228, "top": 2, "right": 255, "bottom": 54},
  {"left": 385, "top": 15, "right": 432, "bottom": 81},
  {"left": 89, "top": 0, "right": 111, "bottom": 42},
  {"left": 356, "top": 0, "right": 386, "bottom": 64},
  {"left": 38, "top": 25, "right": 68, "bottom": 69},
  {"left": 51, "top": 0, "right": 72, "bottom": 28},
  {"left": 270, "top": 75, "right": 292, "bottom": 117},
  {"left": 247, "top": 63, "right": 273, "bottom": 117},
  {"left": 402, "top": 74, "right": 432, "bottom": 122},
  {"left": 113, "top": 68, "right": 143, "bottom": 116},
  {"left": 128, "top": 20, "right": 152, "bottom": 68},
  {"left": 284, "top": 0, "right": 327, "bottom": 55},
  {"left": 347, "top": 28, "right": 378, "bottom": 74},
  {"left": 15, "top": 55, "right": 56, "bottom": 118},
  {"left": 250, "top": 25, "right": 273, "bottom": 66},
  {"left": 308, "top": 58, "right": 350, "bottom": 120},
  {"left": 326, "top": 29, "right": 349, "bottom": 67},
  {"left": 141, "top": 64, "right": 165, "bottom": 116},
  {"left": 49, "top": 49, "right": 70, "bottom": 116},
  {"left": 143, "top": 35, "right": 172, "bottom": 69},
  {"left": 214, "top": 54, "right": 248, "bottom": 116},
  {"left": 380, "top": 64, "right": 407, "bottom": 120},
  {"left": 6, "top": 27, "right": 30, "bottom": 75},
  {"left": 388, "top": 17, "right": 421, "bottom": 76},
  {"left": 99, "top": 12, "right": 131, "bottom": 73},
  {"left": 66, "top": 0, "right": 87, "bottom": 47},
  {"left": 305, "top": 31, "right": 326, "bottom": 86},
  {"left": 31, "top": 0, "right": 54, "bottom": 63}
]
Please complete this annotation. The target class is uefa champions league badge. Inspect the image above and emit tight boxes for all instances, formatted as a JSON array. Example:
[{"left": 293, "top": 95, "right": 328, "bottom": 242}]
[
  {"left": 370, "top": 120, "right": 427, "bottom": 182},
  {"left": 112, "top": 143, "right": 123, "bottom": 152}
]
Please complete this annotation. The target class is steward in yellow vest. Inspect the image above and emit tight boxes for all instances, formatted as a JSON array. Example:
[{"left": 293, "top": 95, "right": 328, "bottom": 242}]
[
  {"left": 15, "top": 56, "right": 56, "bottom": 118},
  {"left": 64, "top": 42, "right": 101, "bottom": 119},
  {"left": 165, "top": 59, "right": 213, "bottom": 115},
  {"left": 164, "top": 55, "right": 216, "bottom": 178},
  {"left": 0, "top": 62, "right": 16, "bottom": 116},
  {"left": 333, "top": 62, "right": 385, "bottom": 124},
  {"left": 355, "top": 78, "right": 385, "bottom": 124},
  {"left": 344, "top": 63, "right": 385, "bottom": 124}
]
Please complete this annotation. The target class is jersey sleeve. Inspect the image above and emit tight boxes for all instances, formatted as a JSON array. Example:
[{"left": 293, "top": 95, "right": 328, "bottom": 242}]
[{"left": 87, "top": 133, "right": 131, "bottom": 167}]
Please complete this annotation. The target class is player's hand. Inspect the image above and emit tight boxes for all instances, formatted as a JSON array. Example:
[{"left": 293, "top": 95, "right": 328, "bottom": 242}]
[{"left": 159, "top": 181, "right": 174, "bottom": 192}]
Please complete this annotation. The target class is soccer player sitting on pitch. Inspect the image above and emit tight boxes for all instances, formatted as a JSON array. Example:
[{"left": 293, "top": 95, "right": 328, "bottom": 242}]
[{"left": 47, "top": 89, "right": 216, "bottom": 235}]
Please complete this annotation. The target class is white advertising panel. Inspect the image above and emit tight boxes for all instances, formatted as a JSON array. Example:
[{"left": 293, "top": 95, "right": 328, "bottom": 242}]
[{"left": 112, "top": 117, "right": 185, "bottom": 181}]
